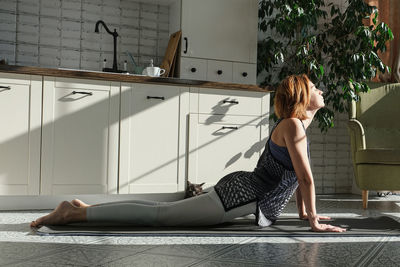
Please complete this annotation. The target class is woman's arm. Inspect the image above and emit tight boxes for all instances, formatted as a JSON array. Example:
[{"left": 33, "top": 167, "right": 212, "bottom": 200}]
[
  {"left": 283, "top": 119, "right": 345, "bottom": 232},
  {"left": 295, "top": 187, "right": 307, "bottom": 219},
  {"left": 296, "top": 187, "right": 331, "bottom": 221}
]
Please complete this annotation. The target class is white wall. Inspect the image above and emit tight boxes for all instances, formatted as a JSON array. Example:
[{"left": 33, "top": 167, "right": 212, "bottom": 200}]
[{"left": 0, "top": 0, "right": 170, "bottom": 72}]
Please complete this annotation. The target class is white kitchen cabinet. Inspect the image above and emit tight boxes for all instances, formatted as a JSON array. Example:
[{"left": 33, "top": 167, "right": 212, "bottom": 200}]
[
  {"left": 172, "top": 0, "right": 258, "bottom": 84},
  {"left": 179, "top": 57, "right": 208, "bottom": 81},
  {"left": 119, "top": 83, "right": 189, "bottom": 193},
  {"left": 180, "top": 0, "right": 258, "bottom": 63},
  {"left": 187, "top": 88, "right": 270, "bottom": 187},
  {"left": 233, "top": 62, "right": 257, "bottom": 85},
  {"left": 0, "top": 73, "right": 42, "bottom": 195},
  {"left": 41, "top": 77, "right": 119, "bottom": 195},
  {"left": 187, "top": 114, "right": 267, "bottom": 187}
]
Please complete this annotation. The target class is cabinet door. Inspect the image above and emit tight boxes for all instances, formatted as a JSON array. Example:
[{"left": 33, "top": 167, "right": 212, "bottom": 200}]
[
  {"left": 41, "top": 77, "right": 119, "bottom": 195},
  {"left": 187, "top": 114, "right": 266, "bottom": 188},
  {"left": 0, "top": 74, "right": 42, "bottom": 195},
  {"left": 181, "top": 0, "right": 258, "bottom": 63},
  {"left": 119, "top": 83, "right": 189, "bottom": 193}
]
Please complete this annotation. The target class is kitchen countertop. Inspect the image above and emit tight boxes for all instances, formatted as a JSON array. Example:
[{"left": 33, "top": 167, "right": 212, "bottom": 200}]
[{"left": 0, "top": 65, "right": 272, "bottom": 93}]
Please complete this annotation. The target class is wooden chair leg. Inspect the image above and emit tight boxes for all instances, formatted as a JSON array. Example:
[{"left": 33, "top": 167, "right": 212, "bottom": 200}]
[{"left": 362, "top": 190, "right": 368, "bottom": 209}]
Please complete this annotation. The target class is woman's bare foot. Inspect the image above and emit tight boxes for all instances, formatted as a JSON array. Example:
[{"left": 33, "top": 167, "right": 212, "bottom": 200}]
[
  {"left": 30, "top": 201, "right": 87, "bottom": 228},
  {"left": 71, "top": 199, "right": 91, "bottom": 208}
]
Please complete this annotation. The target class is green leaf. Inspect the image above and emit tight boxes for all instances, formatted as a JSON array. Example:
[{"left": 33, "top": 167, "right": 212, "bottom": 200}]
[{"left": 257, "top": 0, "right": 394, "bottom": 132}]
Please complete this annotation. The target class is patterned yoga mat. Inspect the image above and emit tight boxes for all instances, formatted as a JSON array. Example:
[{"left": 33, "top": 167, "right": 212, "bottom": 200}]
[{"left": 33, "top": 216, "right": 400, "bottom": 237}]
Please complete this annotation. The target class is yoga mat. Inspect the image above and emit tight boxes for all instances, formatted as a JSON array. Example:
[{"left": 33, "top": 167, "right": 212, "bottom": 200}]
[{"left": 33, "top": 216, "right": 400, "bottom": 237}]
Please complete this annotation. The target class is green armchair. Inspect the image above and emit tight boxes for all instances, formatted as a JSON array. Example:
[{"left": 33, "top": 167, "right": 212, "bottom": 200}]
[{"left": 348, "top": 82, "right": 400, "bottom": 209}]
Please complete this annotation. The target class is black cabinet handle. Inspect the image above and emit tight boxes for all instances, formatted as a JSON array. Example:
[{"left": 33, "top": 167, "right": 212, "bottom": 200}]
[
  {"left": 217, "top": 70, "right": 223, "bottom": 75},
  {"left": 222, "top": 126, "right": 238, "bottom": 130},
  {"left": 0, "top": 86, "right": 11, "bottom": 90},
  {"left": 191, "top": 67, "right": 197, "bottom": 73},
  {"left": 147, "top": 96, "right": 165, "bottom": 100},
  {"left": 222, "top": 100, "right": 239, "bottom": 104},
  {"left": 242, "top": 72, "right": 248, "bottom": 77},
  {"left": 72, "top": 91, "right": 92, "bottom": 95},
  {"left": 184, "top": 37, "right": 188, "bottom": 54}
]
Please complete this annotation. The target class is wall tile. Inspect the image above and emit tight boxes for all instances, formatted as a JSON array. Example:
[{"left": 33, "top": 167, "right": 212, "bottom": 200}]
[
  {"left": 1, "top": 0, "right": 169, "bottom": 71},
  {"left": 0, "top": 31, "right": 16, "bottom": 42},
  {"left": 0, "top": 0, "right": 17, "bottom": 12}
]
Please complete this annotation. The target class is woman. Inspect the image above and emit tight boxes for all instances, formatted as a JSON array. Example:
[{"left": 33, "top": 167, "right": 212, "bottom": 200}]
[{"left": 31, "top": 74, "right": 346, "bottom": 232}]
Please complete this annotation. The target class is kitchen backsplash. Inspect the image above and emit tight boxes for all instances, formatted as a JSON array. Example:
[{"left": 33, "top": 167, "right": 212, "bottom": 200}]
[{"left": 0, "top": 0, "right": 170, "bottom": 72}]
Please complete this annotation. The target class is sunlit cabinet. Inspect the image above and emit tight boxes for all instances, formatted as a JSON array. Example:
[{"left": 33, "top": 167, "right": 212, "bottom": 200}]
[
  {"left": 41, "top": 77, "right": 119, "bottom": 195},
  {"left": 180, "top": 0, "right": 258, "bottom": 63},
  {"left": 119, "top": 83, "right": 189, "bottom": 193},
  {"left": 0, "top": 73, "right": 42, "bottom": 195},
  {"left": 187, "top": 88, "right": 270, "bottom": 187},
  {"left": 175, "top": 0, "right": 258, "bottom": 84}
]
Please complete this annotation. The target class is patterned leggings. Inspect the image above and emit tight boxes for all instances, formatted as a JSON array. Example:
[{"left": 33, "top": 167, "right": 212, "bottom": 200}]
[{"left": 86, "top": 189, "right": 256, "bottom": 226}]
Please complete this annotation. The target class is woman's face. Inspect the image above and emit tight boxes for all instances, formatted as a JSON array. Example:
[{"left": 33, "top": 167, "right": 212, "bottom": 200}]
[{"left": 308, "top": 82, "right": 325, "bottom": 110}]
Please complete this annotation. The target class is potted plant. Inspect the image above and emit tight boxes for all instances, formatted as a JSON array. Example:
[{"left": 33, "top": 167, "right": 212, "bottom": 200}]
[{"left": 258, "top": 0, "right": 394, "bottom": 131}]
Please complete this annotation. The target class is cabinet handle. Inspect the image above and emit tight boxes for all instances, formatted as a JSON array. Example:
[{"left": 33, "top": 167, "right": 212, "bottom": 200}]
[
  {"left": 222, "top": 126, "right": 238, "bottom": 130},
  {"left": 217, "top": 70, "right": 223, "bottom": 75},
  {"left": 242, "top": 72, "right": 248, "bottom": 77},
  {"left": 147, "top": 96, "right": 165, "bottom": 100},
  {"left": 72, "top": 91, "right": 93, "bottom": 96},
  {"left": 190, "top": 67, "right": 197, "bottom": 73},
  {"left": 0, "top": 86, "right": 11, "bottom": 90},
  {"left": 184, "top": 37, "right": 188, "bottom": 54},
  {"left": 223, "top": 100, "right": 239, "bottom": 104}
]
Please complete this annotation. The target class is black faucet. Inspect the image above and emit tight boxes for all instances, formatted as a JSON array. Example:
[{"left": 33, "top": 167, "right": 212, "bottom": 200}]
[{"left": 95, "top": 20, "right": 124, "bottom": 73}]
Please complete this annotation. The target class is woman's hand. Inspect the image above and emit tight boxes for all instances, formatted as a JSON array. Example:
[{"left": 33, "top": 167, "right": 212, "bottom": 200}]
[{"left": 309, "top": 218, "right": 347, "bottom": 232}]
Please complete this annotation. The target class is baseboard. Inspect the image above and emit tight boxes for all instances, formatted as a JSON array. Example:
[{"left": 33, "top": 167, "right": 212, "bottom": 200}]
[{"left": 0, "top": 192, "right": 185, "bottom": 210}]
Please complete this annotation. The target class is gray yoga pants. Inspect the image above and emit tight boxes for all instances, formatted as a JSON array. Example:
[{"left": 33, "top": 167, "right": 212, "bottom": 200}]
[{"left": 86, "top": 189, "right": 256, "bottom": 226}]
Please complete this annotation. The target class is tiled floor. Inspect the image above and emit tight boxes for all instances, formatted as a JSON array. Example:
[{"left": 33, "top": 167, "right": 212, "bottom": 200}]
[{"left": 1, "top": 194, "right": 400, "bottom": 267}]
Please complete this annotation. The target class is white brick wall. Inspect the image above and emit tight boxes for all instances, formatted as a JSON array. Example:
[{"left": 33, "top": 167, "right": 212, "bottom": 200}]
[
  {"left": 308, "top": 112, "right": 353, "bottom": 194},
  {"left": 0, "top": 0, "right": 170, "bottom": 72}
]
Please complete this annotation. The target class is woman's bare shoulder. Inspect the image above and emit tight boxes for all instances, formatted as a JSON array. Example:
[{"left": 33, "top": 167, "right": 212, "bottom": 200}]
[
  {"left": 280, "top": 118, "right": 305, "bottom": 138},
  {"left": 280, "top": 118, "right": 303, "bottom": 129}
]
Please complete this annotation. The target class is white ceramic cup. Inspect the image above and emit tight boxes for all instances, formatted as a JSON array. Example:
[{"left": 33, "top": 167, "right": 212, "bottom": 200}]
[{"left": 145, "top": 67, "right": 166, "bottom": 77}]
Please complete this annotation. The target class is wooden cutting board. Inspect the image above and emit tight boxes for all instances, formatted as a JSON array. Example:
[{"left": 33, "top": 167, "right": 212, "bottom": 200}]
[{"left": 160, "top": 30, "right": 181, "bottom": 77}]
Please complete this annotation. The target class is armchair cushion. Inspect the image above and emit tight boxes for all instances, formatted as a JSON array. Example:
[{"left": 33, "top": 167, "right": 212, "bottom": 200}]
[{"left": 356, "top": 149, "right": 400, "bottom": 164}]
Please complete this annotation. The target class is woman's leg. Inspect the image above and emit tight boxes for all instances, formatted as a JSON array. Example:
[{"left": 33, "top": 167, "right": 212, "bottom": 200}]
[
  {"left": 31, "top": 189, "right": 257, "bottom": 228},
  {"left": 31, "top": 198, "right": 163, "bottom": 228},
  {"left": 87, "top": 189, "right": 227, "bottom": 226},
  {"left": 73, "top": 198, "right": 163, "bottom": 208}
]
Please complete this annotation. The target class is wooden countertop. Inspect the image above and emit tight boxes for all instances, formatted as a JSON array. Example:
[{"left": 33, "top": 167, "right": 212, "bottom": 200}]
[{"left": 0, "top": 65, "right": 272, "bottom": 93}]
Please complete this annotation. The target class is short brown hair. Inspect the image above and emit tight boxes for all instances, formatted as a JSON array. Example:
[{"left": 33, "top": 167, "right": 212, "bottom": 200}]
[{"left": 274, "top": 74, "right": 311, "bottom": 119}]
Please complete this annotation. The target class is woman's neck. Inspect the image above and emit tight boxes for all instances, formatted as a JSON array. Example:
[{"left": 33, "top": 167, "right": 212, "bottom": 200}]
[{"left": 303, "top": 110, "right": 318, "bottom": 129}]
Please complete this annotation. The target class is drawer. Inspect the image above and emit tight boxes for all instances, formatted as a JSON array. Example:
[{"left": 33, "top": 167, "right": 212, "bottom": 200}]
[
  {"left": 206, "top": 60, "right": 233, "bottom": 83},
  {"left": 0, "top": 73, "right": 31, "bottom": 85},
  {"left": 54, "top": 77, "right": 111, "bottom": 91},
  {"left": 180, "top": 57, "right": 207, "bottom": 80},
  {"left": 198, "top": 88, "right": 262, "bottom": 116},
  {"left": 233, "top": 62, "right": 256, "bottom": 85}
]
